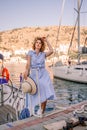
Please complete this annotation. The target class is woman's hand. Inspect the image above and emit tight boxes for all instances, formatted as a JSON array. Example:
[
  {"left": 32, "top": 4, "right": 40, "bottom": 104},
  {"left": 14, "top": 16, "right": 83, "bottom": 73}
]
[
  {"left": 42, "top": 37, "right": 48, "bottom": 43},
  {"left": 23, "top": 70, "right": 28, "bottom": 80},
  {"left": 42, "top": 36, "right": 53, "bottom": 57}
]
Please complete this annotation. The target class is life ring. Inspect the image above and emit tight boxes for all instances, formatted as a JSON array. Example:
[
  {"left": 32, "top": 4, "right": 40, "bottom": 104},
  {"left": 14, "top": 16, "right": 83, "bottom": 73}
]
[{"left": 2, "top": 67, "right": 10, "bottom": 81}]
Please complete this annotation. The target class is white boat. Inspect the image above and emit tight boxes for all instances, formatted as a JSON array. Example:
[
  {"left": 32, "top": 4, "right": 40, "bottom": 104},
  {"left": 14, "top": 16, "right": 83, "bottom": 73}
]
[
  {"left": 52, "top": 63, "right": 87, "bottom": 84},
  {"left": 52, "top": 0, "right": 87, "bottom": 84}
]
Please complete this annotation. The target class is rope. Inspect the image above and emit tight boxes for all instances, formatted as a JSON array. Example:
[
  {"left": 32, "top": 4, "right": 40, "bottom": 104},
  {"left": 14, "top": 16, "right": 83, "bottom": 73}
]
[
  {"left": 53, "top": 0, "right": 65, "bottom": 64},
  {"left": 56, "top": 0, "right": 65, "bottom": 44},
  {"left": 68, "top": 0, "right": 84, "bottom": 55}
]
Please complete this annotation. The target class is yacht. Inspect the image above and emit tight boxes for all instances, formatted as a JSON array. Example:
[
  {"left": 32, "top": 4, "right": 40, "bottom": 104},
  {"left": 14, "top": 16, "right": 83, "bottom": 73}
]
[
  {"left": 52, "top": 0, "right": 87, "bottom": 84},
  {"left": 52, "top": 62, "right": 87, "bottom": 84}
]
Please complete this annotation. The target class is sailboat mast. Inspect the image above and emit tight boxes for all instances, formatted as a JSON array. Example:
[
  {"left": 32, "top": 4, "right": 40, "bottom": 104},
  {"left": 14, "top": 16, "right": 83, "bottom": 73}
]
[{"left": 78, "top": 0, "right": 80, "bottom": 63}]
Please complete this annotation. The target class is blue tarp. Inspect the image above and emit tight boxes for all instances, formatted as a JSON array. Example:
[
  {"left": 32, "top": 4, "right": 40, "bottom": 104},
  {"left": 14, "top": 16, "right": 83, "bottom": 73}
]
[
  {"left": 0, "top": 54, "right": 4, "bottom": 60},
  {"left": 0, "top": 78, "right": 8, "bottom": 84}
]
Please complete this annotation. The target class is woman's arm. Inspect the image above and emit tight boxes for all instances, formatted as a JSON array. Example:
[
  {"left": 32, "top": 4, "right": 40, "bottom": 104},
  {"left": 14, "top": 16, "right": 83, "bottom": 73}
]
[
  {"left": 44, "top": 38, "right": 53, "bottom": 57},
  {"left": 24, "top": 55, "right": 31, "bottom": 80}
]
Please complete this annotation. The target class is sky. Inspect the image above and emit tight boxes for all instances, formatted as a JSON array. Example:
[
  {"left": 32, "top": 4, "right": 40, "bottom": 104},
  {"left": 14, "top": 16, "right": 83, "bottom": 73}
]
[{"left": 0, "top": 0, "right": 87, "bottom": 32}]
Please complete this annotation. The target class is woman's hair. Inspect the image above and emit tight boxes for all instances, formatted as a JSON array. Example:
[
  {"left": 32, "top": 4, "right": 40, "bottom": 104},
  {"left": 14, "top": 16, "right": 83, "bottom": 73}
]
[{"left": 32, "top": 37, "right": 45, "bottom": 52}]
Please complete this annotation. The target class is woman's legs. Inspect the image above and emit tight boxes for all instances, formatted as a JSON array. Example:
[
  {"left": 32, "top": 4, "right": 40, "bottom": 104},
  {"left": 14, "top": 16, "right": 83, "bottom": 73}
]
[
  {"left": 41, "top": 100, "right": 47, "bottom": 114},
  {"left": 37, "top": 100, "right": 47, "bottom": 115}
]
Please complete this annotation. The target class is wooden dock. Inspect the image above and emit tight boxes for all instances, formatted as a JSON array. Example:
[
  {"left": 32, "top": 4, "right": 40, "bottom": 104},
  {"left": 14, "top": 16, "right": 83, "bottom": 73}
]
[{"left": 0, "top": 100, "right": 87, "bottom": 130}]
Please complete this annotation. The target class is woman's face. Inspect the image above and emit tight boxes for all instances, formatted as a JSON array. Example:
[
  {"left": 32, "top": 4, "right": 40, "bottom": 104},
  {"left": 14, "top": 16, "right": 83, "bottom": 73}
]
[{"left": 35, "top": 40, "right": 42, "bottom": 50}]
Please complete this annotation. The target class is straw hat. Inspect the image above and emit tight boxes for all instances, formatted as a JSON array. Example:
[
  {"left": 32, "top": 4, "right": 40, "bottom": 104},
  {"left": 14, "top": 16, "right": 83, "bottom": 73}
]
[{"left": 22, "top": 77, "right": 37, "bottom": 95}]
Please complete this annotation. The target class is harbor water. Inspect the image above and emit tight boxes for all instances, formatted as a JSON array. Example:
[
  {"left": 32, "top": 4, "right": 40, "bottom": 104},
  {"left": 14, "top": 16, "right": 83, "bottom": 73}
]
[{"left": 53, "top": 78, "right": 87, "bottom": 107}]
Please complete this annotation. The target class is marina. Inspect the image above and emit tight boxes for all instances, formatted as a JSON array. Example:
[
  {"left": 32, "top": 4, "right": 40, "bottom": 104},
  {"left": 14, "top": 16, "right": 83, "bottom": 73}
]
[{"left": 0, "top": 0, "right": 87, "bottom": 129}]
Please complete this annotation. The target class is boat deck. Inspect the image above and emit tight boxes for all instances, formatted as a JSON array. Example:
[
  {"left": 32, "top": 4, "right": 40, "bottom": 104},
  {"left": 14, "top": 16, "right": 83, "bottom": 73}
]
[
  {"left": 0, "top": 105, "right": 16, "bottom": 125},
  {"left": 0, "top": 100, "right": 87, "bottom": 130}
]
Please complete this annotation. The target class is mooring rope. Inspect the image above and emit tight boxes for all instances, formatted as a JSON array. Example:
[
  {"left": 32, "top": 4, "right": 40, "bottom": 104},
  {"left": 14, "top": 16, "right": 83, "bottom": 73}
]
[{"left": 53, "top": 0, "right": 65, "bottom": 65}]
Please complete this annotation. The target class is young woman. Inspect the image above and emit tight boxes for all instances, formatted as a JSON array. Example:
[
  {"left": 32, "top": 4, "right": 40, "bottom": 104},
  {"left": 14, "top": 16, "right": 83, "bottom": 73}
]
[{"left": 24, "top": 37, "right": 56, "bottom": 115}]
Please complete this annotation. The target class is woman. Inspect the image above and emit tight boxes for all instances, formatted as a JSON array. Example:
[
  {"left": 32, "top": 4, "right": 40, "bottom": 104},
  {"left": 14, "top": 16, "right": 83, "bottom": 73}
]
[{"left": 24, "top": 37, "right": 56, "bottom": 115}]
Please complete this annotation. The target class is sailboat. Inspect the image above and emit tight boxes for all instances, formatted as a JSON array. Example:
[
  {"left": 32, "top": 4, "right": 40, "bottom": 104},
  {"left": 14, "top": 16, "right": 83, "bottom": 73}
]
[{"left": 52, "top": 0, "right": 87, "bottom": 84}]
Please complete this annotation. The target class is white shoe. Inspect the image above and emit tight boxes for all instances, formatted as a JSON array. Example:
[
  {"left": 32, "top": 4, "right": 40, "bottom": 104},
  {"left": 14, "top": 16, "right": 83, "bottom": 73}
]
[
  {"left": 37, "top": 108, "right": 43, "bottom": 115},
  {"left": 29, "top": 108, "right": 35, "bottom": 116}
]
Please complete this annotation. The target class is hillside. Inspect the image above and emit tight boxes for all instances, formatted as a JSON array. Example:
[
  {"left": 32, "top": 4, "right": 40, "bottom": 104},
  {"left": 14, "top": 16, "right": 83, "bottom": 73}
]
[{"left": 0, "top": 26, "right": 87, "bottom": 52}]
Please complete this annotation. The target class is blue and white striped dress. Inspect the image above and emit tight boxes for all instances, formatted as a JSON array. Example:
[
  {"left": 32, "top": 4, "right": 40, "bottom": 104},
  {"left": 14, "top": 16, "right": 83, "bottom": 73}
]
[{"left": 26, "top": 50, "right": 56, "bottom": 108}]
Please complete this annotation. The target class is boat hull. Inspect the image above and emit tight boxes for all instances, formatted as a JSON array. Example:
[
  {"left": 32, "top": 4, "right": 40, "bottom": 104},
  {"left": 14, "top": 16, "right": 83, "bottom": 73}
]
[{"left": 52, "top": 65, "right": 87, "bottom": 84}]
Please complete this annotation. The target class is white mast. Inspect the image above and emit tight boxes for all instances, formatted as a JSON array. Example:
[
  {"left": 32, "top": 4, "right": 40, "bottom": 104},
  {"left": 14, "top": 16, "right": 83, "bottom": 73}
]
[{"left": 78, "top": 0, "right": 80, "bottom": 64}]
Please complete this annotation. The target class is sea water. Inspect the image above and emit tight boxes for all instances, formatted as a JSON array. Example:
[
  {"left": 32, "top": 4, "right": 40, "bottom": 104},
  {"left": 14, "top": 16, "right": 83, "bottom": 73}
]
[{"left": 53, "top": 78, "right": 87, "bottom": 107}]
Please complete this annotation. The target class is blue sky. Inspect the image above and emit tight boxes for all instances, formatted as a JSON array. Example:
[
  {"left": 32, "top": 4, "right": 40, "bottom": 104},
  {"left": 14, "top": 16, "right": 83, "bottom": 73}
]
[{"left": 0, "top": 0, "right": 87, "bottom": 31}]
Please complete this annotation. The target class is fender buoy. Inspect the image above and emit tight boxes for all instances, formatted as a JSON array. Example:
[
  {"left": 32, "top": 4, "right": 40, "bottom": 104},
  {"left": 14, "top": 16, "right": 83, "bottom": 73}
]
[{"left": 2, "top": 67, "right": 10, "bottom": 81}]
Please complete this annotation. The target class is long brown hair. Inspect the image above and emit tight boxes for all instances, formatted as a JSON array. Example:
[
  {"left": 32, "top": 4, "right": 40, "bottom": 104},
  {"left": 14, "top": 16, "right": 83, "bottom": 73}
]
[{"left": 32, "top": 37, "right": 45, "bottom": 52}]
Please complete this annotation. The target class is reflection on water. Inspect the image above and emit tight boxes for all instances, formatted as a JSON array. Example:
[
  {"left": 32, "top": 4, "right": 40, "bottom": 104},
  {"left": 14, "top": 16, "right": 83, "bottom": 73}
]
[{"left": 53, "top": 78, "right": 87, "bottom": 107}]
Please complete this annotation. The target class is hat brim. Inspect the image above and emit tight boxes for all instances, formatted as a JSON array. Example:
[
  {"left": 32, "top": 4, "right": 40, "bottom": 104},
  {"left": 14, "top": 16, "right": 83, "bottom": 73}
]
[{"left": 22, "top": 77, "right": 37, "bottom": 95}]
